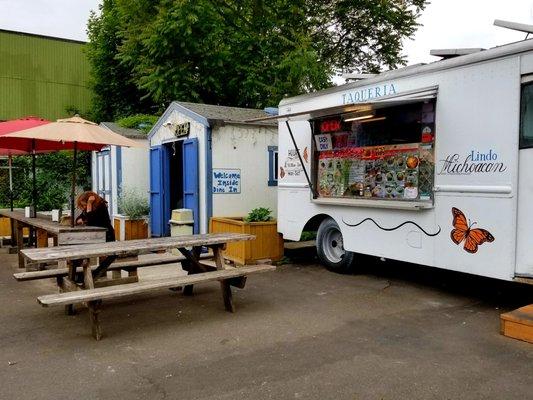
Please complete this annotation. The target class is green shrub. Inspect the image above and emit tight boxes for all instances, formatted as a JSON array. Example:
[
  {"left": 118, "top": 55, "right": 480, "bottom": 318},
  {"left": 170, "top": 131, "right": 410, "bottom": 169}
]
[
  {"left": 300, "top": 231, "right": 317, "bottom": 241},
  {"left": 118, "top": 187, "right": 150, "bottom": 219},
  {"left": 116, "top": 114, "right": 159, "bottom": 134},
  {"left": 244, "top": 207, "right": 272, "bottom": 222}
]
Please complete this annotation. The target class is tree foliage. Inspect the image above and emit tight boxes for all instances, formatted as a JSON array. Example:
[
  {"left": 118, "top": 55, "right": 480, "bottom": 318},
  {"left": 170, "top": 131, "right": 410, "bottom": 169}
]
[
  {"left": 86, "top": 0, "right": 154, "bottom": 121},
  {"left": 0, "top": 152, "right": 92, "bottom": 211},
  {"left": 116, "top": 114, "right": 159, "bottom": 134},
  {"left": 87, "top": 0, "right": 427, "bottom": 120}
]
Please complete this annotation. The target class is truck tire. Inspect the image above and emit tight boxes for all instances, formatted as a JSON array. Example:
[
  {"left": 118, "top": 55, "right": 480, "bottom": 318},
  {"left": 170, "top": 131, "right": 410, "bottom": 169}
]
[{"left": 316, "top": 218, "right": 355, "bottom": 274}]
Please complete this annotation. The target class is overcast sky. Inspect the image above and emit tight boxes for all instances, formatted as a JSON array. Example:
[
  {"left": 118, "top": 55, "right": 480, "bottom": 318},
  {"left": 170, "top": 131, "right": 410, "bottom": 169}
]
[{"left": 1, "top": 0, "right": 532, "bottom": 66}]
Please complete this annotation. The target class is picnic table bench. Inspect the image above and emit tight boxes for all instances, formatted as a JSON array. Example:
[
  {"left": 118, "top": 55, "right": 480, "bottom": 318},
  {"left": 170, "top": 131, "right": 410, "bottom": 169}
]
[
  {"left": 20, "top": 233, "right": 275, "bottom": 340},
  {"left": 0, "top": 209, "right": 107, "bottom": 270}
]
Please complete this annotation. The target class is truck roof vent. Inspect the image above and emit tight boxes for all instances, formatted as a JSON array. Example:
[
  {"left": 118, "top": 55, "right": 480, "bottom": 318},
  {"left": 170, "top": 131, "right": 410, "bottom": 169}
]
[
  {"left": 430, "top": 48, "right": 485, "bottom": 59},
  {"left": 342, "top": 73, "right": 377, "bottom": 81},
  {"left": 263, "top": 107, "right": 278, "bottom": 116},
  {"left": 494, "top": 19, "right": 533, "bottom": 35}
]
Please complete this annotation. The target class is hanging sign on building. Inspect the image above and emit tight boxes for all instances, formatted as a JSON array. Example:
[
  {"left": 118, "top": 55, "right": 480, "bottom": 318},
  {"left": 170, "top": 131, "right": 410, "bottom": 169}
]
[
  {"left": 174, "top": 122, "right": 190, "bottom": 138},
  {"left": 213, "top": 168, "right": 241, "bottom": 194}
]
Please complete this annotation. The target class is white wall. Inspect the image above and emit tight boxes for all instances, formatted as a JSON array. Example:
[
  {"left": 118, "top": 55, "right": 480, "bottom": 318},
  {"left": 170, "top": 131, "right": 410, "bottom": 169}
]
[
  {"left": 119, "top": 139, "right": 150, "bottom": 211},
  {"left": 212, "top": 124, "right": 278, "bottom": 217},
  {"left": 92, "top": 138, "right": 149, "bottom": 217}
]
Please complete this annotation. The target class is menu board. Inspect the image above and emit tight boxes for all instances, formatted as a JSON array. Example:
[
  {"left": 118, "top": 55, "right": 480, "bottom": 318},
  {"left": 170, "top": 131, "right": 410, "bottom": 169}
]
[{"left": 317, "top": 144, "right": 424, "bottom": 200}]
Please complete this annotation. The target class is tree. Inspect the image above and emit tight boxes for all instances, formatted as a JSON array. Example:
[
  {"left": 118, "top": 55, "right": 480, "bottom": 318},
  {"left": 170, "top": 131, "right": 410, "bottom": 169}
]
[
  {"left": 87, "top": 0, "right": 427, "bottom": 119},
  {"left": 86, "top": 0, "right": 154, "bottom": 121}
]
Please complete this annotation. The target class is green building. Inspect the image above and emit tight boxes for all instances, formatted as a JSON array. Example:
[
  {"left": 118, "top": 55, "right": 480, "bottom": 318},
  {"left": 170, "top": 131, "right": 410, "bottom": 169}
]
[{"left": 0, "top": 29, "right": 92, "bottom": 121}]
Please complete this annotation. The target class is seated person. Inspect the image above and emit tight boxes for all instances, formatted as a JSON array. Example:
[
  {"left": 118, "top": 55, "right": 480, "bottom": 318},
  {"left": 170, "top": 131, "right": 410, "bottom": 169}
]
[{"left": 76, "top": 191, "right": 116, "bottom": 279}]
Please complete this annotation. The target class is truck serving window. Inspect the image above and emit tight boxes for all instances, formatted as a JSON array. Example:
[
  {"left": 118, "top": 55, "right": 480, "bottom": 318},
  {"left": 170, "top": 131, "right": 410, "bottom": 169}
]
[
  {"left": 520, "top": 82, "right": 533, "bottom": 149},
  {"left": 312, "top": 100, "right": 435, "bottom": 203}
]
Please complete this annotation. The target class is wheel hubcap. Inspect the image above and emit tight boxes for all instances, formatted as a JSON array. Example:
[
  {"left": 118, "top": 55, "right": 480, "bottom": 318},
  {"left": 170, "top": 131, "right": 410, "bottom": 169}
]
[{"left": 323, "top": 228, "right": 345, "bottom": 263}]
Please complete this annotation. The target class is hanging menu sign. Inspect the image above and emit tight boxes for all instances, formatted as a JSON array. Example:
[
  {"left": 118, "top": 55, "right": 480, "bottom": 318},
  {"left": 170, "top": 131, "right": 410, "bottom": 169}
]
[{"left": 317, "top": 144, "right": 424, "bottom": 200}]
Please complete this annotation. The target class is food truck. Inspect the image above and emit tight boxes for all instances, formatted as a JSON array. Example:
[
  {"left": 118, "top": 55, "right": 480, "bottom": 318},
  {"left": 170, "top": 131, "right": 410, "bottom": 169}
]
[{"left": 269, "top": 38, "right": 533, "bottom": 282}]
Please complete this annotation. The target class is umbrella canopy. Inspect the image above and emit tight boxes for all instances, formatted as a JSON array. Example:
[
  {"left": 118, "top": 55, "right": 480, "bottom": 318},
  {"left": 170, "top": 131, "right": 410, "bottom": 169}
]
[
  {"left": 0, "top": 115, "right": 145, "bottom": 151},
  {"left": 0, "top": 116, "right": 50, "bottom": 155},
  {"left": 0, "top": 117, "right": 51, "bottom": 211},
  {"left": 0, "top": 115, "right": 146, "bottom": 226}
]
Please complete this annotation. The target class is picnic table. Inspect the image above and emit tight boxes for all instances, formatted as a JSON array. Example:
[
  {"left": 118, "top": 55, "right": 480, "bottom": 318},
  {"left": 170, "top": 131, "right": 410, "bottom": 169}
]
[
  {"left": 0, "top": 209, "right": 107, "bottom": 270},
  {"left": 19, "top": 233, "right": 275, "bottom": 340}
]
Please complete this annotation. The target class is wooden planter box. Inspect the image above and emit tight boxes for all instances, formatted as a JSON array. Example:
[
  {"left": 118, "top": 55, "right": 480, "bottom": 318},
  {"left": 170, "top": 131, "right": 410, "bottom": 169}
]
[
  {"left": 113, "top": 215, "right": 149, "bottom": 241},
  {"left": 209, "top": 217, "right": 284, "bottom": 265},
  {"left": 0, "top": 217, "right": 29, "bottom": 239}
]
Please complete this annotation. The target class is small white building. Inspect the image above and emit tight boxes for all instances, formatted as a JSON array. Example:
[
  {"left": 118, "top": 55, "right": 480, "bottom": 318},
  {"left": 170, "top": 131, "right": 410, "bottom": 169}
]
[
  {"left": 148, "top": 101, "right": 278, "bottom": 236},
  {"left": 91, "top": 122, "right": 150, "bottom": 217}
]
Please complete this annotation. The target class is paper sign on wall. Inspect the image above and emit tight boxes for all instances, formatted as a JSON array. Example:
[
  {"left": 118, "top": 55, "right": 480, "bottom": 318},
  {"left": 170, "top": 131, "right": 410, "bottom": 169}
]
[
  {"left": 315, "top": 134, "right": 333, "bottom": 151},
  {"left": 213, "top": 169, "right": 241, "bottom": 194}
]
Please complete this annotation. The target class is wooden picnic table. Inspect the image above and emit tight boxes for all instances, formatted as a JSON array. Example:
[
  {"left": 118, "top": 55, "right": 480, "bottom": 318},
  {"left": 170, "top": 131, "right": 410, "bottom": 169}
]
[
  {"left": 20, "top": 232, "right": 275, "bottom": 340},
  {"left": 0, "top": 209, "right": 107, "bottom": 270}
]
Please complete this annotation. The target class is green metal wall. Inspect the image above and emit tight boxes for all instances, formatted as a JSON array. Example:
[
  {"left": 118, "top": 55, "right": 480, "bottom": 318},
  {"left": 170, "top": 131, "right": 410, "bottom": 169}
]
[{"left": 0, "top": 30, "right": 92, "bottom": 121}]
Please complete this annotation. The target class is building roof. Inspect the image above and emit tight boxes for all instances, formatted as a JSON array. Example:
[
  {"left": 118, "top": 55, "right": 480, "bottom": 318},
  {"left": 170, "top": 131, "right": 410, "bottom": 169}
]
[
  {"left": 100, "top": 122, "right": 147, "bottom": 140},
  {"left": 0, "top": 29, "right": 87, "bottom": 44},
  {"left": 174, "top": 101, "right": 277, "bottom": 126}
]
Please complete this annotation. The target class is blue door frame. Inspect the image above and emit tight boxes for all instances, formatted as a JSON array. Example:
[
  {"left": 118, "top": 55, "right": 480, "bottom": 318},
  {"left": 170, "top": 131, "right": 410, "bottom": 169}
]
[
  {"left": 183, "top": 138, "right": 199, "bottom": 234},
  {"left": 149, "top": 147, "right": 164, "bottom": 236},
  {"left": 149, "top": 146, "right": 171, "bottom": 236},
  {"left": 151, "top": 141, "right": 198, "bottom": 236}
]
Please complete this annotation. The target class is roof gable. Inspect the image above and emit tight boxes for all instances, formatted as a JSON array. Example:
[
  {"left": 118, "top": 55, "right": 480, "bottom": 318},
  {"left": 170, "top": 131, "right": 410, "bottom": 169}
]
[{"left": 148, "top": 101, "right": 276, "bottom": 140}]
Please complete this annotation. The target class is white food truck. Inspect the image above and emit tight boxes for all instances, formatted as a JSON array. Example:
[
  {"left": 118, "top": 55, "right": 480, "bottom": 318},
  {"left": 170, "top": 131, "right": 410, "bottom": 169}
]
[{"left": 267, "top": 38, "right": 533, "bottom": 282}]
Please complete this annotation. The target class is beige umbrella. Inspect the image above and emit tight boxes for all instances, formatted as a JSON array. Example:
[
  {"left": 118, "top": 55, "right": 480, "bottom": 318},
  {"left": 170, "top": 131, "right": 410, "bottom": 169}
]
[
  {"left": 1, "top": 116, "right": 145, "bottom": 152},
  {"left": 0, "top": 115, "right": 146, "bottom": 225}
]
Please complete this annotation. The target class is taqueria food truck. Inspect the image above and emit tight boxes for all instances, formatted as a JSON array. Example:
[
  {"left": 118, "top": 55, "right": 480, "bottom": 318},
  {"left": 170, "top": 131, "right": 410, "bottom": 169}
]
[{"left": 262, "top": 38, "right": 533, "bottom": 282}]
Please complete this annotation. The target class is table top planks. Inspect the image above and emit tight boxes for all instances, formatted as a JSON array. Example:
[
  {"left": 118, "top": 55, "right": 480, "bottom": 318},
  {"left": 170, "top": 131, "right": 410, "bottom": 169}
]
[
  {"left": 0, "top": 209, "right": 106, "bottom": 234},
  {"left": 21, "top": 233, "right": 256, "bottom": 262}
]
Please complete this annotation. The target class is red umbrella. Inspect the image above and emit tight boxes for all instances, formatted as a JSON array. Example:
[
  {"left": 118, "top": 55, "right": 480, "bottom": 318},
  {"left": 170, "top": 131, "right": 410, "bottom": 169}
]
[{"left": 0, "top": 117, "right": 50, "bottom": 210}]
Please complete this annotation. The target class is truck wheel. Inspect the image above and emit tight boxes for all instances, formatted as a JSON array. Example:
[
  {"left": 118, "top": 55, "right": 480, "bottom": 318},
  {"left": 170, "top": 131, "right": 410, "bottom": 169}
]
[{"left": 316, "top": 218, "right": 355, "bottom": 273}]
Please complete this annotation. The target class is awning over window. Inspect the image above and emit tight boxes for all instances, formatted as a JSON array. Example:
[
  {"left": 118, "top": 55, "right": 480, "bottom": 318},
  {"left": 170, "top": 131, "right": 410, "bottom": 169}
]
[{"left": 246, "top": 86, "right": 438, "bottom": 123}]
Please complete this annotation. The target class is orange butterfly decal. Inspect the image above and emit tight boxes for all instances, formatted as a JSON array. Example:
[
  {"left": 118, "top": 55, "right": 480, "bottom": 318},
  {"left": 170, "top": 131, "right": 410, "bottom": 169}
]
[
  {"left": 279, "top": 166, "right": 285, "bottom": 178},
  {"left": 450, "top": 207, "right": 495, "bottom": 254},
  {"left": 303, "top": 147, "right": 309, "bottom": 163}
]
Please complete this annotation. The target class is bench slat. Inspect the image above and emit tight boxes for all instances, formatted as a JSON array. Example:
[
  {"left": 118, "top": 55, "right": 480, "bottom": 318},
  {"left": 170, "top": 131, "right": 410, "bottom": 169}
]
[
  {"left": 14, "top": 253, "right": 212, "bottom": 281},
  {"left": 38, "top": 264, "right": 275, "bottom": 306},
  {"left": 22, "top": 233, "right": 255, "bottom": 263}
]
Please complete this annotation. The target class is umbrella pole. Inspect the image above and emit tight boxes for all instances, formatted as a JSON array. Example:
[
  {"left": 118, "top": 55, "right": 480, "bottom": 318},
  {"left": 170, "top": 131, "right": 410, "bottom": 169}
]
[
  {"left": 71, "top": 142, "right": 78, "bottom": 227},
  {"left": 8, "top": 155, "right": 13, "bottom": 211},
  {"left": 32, "top": 139, "right": 36, "bottom": 218}
]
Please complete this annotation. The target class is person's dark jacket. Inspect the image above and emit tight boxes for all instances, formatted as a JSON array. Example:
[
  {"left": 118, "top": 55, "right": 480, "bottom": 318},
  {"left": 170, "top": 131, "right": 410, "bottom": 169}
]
[{"left": 79, "top": 204, "right": 115, "bottom": 242}]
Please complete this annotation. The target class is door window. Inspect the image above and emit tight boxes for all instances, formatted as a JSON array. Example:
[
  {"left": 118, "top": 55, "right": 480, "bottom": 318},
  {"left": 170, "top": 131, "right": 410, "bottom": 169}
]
[{"left": 520, "top": 82, "right": 533, "bottom": 149}]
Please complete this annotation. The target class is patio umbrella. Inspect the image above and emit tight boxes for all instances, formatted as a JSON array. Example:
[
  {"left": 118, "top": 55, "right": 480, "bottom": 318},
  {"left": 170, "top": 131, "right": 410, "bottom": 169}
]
[
  {"left": 0, "top": 117, "right": 50, "bottom": 211},
  {"left": 0, "top": 115, "right": 145, "bottom": 226}
]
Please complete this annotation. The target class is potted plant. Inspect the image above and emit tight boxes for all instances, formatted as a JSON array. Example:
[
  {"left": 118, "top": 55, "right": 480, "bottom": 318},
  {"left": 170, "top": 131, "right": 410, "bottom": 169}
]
[
  {"left": 209, "top": 207, "right": 284, "bottom": 265},
  {"left": 114, "top": 188, "right": 150, "bottom": 240}
]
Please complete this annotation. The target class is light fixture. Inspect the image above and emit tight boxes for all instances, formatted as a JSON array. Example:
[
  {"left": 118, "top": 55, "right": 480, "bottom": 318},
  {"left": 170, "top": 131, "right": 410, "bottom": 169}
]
[
  {"left": 343, "top": 112, "right": 374, "bottom": 122},
  {"left": 360, "top": 116, "right": 386, "bottom": 123}
]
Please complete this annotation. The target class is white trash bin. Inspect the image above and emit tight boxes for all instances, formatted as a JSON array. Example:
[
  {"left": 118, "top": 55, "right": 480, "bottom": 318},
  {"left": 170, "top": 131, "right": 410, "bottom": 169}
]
[{"left": 169, "top": 209, "right": 194, "bottom": 255}]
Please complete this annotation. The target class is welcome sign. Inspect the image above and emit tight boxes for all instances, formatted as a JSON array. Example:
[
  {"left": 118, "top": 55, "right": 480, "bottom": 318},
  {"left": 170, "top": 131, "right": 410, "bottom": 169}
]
[{"left": 213, "top": 169, "right": 241, "bottom": 193}]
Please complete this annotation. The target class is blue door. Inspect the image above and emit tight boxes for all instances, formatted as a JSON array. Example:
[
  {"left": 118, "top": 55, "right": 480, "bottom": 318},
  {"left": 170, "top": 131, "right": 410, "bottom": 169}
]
[
  {"left": 183, "top": 138, "right": 200, "bottom": 233},
  {"left": 149, "top": 147, "right": 164, "bottom": 236}
]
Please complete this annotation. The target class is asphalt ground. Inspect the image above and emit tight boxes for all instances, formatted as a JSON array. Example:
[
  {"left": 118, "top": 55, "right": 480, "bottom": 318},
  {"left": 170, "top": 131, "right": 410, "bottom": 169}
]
[{"left": 0, "top": 248, "right": 532, "bottom": 400}]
